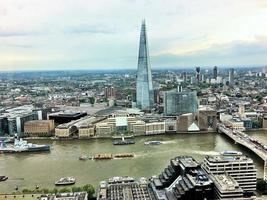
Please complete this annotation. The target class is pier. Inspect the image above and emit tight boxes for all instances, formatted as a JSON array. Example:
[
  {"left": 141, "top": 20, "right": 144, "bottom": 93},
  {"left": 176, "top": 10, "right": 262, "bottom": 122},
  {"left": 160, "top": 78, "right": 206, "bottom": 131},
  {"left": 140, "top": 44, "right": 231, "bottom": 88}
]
[{"left": 217, "top": 123, "right": 267, "bottom": 180}]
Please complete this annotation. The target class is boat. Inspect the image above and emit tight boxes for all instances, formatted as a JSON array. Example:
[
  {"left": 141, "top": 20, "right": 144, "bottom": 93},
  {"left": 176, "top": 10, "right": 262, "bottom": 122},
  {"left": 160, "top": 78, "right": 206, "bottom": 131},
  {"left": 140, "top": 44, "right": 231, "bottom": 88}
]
[
  {"left": 221, "top": 150, "right": 242, "bottom": 156},
  {"left": 113, "top": 135, "right": 135, "bottom": 145},
  {"left": 79, "top": 155, "right": 91, "bottom": 160},
  {"left": 55, "top": 177, "right": 76, "bottom": 186},
  {"left": 114, "top": 153, "right": 134, "bottom": 158},
  {"left": 0, "top": 137, "right": 14, "bottom": 143},
  {"left": 144, "top": 141, "right": 162, "bottom": 145},
  {"left": 0, "top": 138, "right": 50, "bottom": 153},
  {"left": 93, "top": 153, "right": 113, "bottom": 160},
  {"left": 0, "top": 176, "right": 8, "bottom": 182},
  {"left": 113, "top": 139, "right": 135, "bottom": 145}
]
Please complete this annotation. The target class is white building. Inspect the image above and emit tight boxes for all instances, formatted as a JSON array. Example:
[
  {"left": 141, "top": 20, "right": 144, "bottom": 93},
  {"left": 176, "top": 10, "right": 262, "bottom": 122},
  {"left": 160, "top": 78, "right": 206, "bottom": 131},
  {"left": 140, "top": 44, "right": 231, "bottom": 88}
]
[{"left": 202, "top": 152, "right": 257, "bottom": 193}]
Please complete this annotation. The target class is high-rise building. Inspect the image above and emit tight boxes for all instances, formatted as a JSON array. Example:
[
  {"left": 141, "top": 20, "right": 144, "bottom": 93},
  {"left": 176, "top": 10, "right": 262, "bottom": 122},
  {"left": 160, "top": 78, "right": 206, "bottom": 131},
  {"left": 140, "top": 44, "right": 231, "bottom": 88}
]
[
  {"left": 229, "top": 68, "right": 234, "bottom": 86},
  {"left": 164, "top": 89, "right": 198, "bottom": 116},
  {"left": 136, "top": 20, "right": 154, "bottom": 110},
  {"left": 195, "top": 67, "right": 201, "bottom": 84},
  {"left": 182, "top": 71, "right": 187, "bottom": 82},
  {"left": 213, "top": 66, "right": 218, "bottom": 79}
]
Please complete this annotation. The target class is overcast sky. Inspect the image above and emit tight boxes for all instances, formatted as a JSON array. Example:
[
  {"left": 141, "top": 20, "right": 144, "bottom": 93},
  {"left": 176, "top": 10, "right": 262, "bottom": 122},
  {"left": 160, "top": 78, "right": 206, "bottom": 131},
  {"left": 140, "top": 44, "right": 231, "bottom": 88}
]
[{"left": 0, "top": 0, "right": 267, "bottom": 71}]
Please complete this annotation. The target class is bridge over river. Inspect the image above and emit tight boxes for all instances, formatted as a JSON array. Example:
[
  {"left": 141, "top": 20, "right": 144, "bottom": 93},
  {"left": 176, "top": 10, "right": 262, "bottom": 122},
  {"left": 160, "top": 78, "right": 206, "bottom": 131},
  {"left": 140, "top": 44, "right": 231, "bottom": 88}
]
[{"left": 217, "top": 123, "right": 267, "bottom": 180}]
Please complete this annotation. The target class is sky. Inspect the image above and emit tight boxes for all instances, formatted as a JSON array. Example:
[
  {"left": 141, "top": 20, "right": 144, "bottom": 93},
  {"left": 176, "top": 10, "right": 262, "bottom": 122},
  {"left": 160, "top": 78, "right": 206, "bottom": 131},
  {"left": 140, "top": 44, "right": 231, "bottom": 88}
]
[{"left": 0, "top": 0, "right": 267, "bottom": 71}]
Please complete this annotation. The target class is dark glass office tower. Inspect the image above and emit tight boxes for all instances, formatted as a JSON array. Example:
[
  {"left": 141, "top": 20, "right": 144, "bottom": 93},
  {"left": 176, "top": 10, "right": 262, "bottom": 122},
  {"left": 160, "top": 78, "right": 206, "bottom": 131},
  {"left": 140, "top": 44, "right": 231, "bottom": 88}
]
[{"left": 136, "top": 20, "right": 154, "bottom": 110}]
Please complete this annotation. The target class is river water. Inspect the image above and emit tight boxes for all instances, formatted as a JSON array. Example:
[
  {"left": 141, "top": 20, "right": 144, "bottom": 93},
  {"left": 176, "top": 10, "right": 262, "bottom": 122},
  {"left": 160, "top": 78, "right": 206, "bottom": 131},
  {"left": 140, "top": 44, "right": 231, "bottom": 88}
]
[{"left": 0, "top": 131, "right": 266, "bottom": 193}]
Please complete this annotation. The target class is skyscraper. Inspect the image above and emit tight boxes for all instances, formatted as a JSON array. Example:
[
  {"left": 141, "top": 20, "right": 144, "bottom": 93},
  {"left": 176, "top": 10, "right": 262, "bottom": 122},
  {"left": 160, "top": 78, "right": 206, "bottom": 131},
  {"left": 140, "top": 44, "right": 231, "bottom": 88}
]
[
  {"left": 136, "top": 20, "right": 154, "bottom": 110},
  {"left": 229, "top": 68, "right": 234, "bottom": 86},
  {"left": 213, "top": 66, "right": 218, "bottom": 79},
  {"left": 164, "top": 89, "right": 198, "bottom": 116},
  {"left": 195, "top": 67, "right": 201, "bottom": 84}
]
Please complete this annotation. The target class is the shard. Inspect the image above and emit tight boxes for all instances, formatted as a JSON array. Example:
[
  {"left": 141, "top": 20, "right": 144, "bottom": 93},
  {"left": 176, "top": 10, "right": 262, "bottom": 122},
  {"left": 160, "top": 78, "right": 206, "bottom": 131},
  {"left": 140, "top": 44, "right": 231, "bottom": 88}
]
[{"left": 136, "top": 20, "right": 154, "bottom": 110}]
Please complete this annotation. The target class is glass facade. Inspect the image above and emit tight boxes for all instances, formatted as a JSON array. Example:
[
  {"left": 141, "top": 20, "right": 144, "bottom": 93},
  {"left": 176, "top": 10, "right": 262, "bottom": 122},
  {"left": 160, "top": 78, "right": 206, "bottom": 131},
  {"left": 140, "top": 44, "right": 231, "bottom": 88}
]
[
  {"left": 164, "top": 90, "right": 198, "bottom": 116},
  {"left": 136, "top": 20, "right": 154, "bottom": 110}
]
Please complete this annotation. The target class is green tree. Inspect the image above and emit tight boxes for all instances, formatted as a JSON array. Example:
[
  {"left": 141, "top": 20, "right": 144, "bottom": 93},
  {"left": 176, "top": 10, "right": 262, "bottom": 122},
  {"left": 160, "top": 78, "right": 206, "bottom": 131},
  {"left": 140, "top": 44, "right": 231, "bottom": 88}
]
[
  {"left": 59, "top": 188, "right": 71, "bottom": 193},
  {"left": 89, "top": 97, "right": 95, "bottom": 107},
  {"left": 71, "top": 186, "right": 82, "bottom": 193},
  {"left": 257, "top": 179, "right": 267, "bottom": 192},
  {"left": 82, "top": 184, "right": 95, "bottom": 198},
  {"left": 252, "top": 120, "right": 261, "bottom": 128}
]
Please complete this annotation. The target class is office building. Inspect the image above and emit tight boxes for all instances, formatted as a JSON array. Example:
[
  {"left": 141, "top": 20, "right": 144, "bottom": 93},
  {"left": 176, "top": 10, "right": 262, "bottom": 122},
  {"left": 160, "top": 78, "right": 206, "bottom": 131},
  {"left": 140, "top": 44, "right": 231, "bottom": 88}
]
[
  {"left": 196, "top": 67, "right": 201, "bottom": 84},
  {"left": 24, "top": 120, "right": 55, "bottom": 137},
  {"left": 213, "top": 66, "right": 218, "bottom": 79},
  {"left": 210, "top": 174, "right": 244, "bottom": 200},
  {"left": 97, "top": 177, "right": 154, "bottom": 200},
  {"left": 48, "top": 111, "right": 87, "bottom": 124},
  {"left": 151, "top": 156, "right": 214, "bottom": 200},
  {"left": 164, "top": 90, "right": 198, "bottom": 116},
  {"left": 197, "top": 106, "right": 217, "bottom": 130},
  {"left": 229, "top": 68, "right": 234, "bottom": 86},
  {"left": 104, "top": 86, "right": 115, "bottom": 99},
  {"left": 202, "top": 152, "right": 257, "bottom": 193},
  {"left": 0, "top": 105, "right": 39, "bottom": 136},
  {"left": 136, "top": 20, "right": 154, "bottom": 110}
]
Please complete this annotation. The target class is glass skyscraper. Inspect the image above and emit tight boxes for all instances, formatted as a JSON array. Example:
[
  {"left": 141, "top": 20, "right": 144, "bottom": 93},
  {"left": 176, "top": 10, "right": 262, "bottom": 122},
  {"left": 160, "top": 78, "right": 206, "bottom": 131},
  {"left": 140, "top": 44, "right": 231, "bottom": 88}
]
[
  {"left": 136, "top": 20, "right": 154, "bottom": 110},
  {"left": 164, "top": 90, "right": 198, "bottom": 116}
]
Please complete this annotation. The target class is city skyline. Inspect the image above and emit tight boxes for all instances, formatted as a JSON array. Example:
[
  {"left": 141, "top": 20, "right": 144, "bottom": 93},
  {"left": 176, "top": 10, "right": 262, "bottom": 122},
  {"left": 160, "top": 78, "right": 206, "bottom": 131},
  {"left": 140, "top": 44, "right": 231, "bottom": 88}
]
[{"left": 0, "top": 0, "right": 267, "bottom": 71}]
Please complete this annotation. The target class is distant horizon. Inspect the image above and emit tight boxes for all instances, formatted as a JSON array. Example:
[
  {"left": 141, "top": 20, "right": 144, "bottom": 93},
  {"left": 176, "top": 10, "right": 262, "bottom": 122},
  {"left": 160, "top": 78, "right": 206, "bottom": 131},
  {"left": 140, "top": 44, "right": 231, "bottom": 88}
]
[{"left": 0, "top": 64, "right": 266, "bottom": 73}]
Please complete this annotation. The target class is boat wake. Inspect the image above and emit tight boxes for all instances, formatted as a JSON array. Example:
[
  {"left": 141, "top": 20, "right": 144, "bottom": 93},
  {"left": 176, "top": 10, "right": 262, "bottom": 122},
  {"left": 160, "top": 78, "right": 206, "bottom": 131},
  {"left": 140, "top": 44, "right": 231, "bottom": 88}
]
[
  {"left": 161, "top": 140, "right": 176, "bottom": 144},
  {"left": 191, "top": 150, "right": 220, "bottom": 156}
]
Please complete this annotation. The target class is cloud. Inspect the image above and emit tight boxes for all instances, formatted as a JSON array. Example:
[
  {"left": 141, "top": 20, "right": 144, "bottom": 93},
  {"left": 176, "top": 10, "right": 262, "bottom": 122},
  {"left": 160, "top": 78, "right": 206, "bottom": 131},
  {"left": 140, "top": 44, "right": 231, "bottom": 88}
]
[
  {"left": 64, "top": 24, "right": 115, "bottom": 35},
  {"left": 152, "top": 38, "right": 267, "bottom": 67},
  {"left": 0, "top": 0, "right": 266, "bottom": 70}
]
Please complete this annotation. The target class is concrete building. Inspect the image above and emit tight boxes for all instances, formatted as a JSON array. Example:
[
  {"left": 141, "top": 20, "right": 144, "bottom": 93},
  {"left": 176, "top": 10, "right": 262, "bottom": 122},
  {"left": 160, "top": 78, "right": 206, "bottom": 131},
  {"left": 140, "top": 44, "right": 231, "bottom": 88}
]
[
  {"left": 48, "top": 111, "right": 87, "bottom": 124},
  {"left": 197, "top": 106, "right": 217, "bottom": 130},
  {"left": 164, "top": 90, "right": 198, "bottom": 116},
  {"left": 229, "top": 68, "right": 235, "bottom": 86},
  {"left": 177, "top": 113, "right": 194, "bottom": 132},
  {"left": 145, "top": 121, "right": 165, "bottom": 135},
  {"left": 55, "top": 116, "right": 106, "bottom": 138},
  {"left": 40, "top": 192, "right": 87, "bottom": 200},
  {"left": 202, "top": 152, "right": 257, "bottom": 193},
  {"left": 210, "top": 174, "right": 244, "bottom": 200},
  {"left": 213, "top": 66, "right": 218, "bottom": 80},
  {"left": 24, "top": 120, "right": 55, "bottom": 137},
  {"left": 97, "top": 177, "right": 154, "bottom": 200},
  {"left": 226, "top": 118, "right": 245, "bottom": 131}
]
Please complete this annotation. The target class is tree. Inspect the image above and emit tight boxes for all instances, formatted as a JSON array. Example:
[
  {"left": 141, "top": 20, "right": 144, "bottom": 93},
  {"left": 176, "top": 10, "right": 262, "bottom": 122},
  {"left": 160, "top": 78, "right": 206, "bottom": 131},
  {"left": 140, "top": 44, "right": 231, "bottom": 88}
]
[
  {"left": 252, "top": 120, "right": 261, "bottom": 128},
  {"left": 257, "top": 179, "right": 267, "bottom": 192},
  {"left": 82, "top": 184, "right": 95, "bottom": 198},
  {"left": 59, "top": 188, "right": 71, "bottom": 193},
  {"left": 88, "top": 97, "right": 95, "bottom": 107}
]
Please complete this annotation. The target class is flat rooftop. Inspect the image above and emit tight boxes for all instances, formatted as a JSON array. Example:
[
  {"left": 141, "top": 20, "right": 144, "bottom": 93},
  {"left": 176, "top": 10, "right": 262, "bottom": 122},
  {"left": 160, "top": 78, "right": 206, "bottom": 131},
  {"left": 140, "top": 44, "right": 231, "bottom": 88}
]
[
  {"left": 205, "top": 154, "right": 253, "bottom": 163},
  {"left": 211, "top": 174, "right": 243, "bottom": 192}
]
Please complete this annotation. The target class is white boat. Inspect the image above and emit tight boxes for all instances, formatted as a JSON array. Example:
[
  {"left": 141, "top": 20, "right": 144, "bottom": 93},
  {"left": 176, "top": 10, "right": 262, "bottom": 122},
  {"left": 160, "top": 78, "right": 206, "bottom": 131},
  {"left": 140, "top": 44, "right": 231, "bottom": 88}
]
[
  {"left": 221, "top": 150, "right": 242, "bottom": 156},
  {"left": 55, "top": 177, "right": 76, "bottom": 186}
]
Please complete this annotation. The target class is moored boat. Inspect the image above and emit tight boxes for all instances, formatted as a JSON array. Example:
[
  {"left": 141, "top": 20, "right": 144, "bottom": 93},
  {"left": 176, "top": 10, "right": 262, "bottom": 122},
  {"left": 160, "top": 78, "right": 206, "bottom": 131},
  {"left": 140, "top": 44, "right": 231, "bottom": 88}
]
[
  {"left": 0, "top": 176, "right": 8, "bottom": 182},
  {"left": 114, "top": 153, "right": 134, "bottom": 158},
  {"left": 0, "top": 138, "right": 50, "bottom": 153},
  {"left": 55, "top": 177, "right": 76, "bottom": 186}
]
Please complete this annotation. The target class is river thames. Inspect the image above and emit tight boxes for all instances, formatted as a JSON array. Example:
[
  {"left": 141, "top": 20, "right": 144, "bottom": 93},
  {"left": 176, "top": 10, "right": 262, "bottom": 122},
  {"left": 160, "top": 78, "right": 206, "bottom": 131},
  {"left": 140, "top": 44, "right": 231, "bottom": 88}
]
[{"left": 0, "top": 131, "right": 266, "bottom": 193}]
